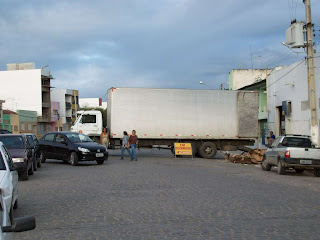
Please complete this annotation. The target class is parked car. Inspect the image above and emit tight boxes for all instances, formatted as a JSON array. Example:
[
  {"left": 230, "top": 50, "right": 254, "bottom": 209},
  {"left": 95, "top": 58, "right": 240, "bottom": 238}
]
[
  {"left": 25, "top": 133, "right": 42, "bottom": 171},
  {"left": 38, "top": 131, "right": 108, "bottom": 166},
  {"left": 0, "top": 193, "right": 35, "bottom": 239},
  {"left": 0, "top": 130, "right": 11, "bottom": 134},
  {"left": 0, "top": 141, "right": 18, "bottom": 218},
  {"left": 0, "top": 135, "right": 34, "bottom": 181},
  {"left": 261, "top": 134, "right": 320, "bottom": 177}
]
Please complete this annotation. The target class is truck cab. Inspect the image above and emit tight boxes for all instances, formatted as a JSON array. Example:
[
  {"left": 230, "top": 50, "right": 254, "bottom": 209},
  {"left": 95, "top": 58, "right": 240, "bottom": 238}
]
[{"left": 70, "top": 110, "right": 103, "bottom": 139}]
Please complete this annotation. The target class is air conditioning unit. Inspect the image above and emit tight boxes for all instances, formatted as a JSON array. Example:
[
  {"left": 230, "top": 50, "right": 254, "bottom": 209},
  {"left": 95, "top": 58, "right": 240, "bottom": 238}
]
[{"left": 285, "top": 22, "right": 305, "bottom": 48}]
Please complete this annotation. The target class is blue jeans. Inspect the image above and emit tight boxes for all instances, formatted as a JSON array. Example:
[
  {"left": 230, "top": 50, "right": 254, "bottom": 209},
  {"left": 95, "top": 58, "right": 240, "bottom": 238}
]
[
  {"left": 121, "top": 146, "right": 131, "bottom": 159},
  {"left": 130, "top": 144, "right": 137, "bottom": 160}
]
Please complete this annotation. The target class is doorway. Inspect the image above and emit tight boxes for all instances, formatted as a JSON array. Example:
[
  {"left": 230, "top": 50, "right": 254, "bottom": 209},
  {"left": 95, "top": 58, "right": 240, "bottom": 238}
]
[{"left": 275, "top": 106, "right": 286, "bottom": 136}]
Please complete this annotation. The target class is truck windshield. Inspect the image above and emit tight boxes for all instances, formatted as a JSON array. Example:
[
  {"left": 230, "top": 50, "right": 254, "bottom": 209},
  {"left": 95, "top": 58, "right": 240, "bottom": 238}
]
[
  {"left": 82, "top": 115, "right": 96, "bottom": 123},
  {"left": 0, "top": 136, "right": 25, "bottom": 149},
  {"left": 65, "top": 133, "right": 93, "bottom": 143},
  {"left": 282, "top": 137, "right": 312, "bottom": 148}
]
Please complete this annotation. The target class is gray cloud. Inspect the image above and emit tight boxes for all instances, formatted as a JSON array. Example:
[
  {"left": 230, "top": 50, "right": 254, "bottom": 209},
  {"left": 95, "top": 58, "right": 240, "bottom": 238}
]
[{"left": 1, "top": 0, "right": 320, "bottom": 98}]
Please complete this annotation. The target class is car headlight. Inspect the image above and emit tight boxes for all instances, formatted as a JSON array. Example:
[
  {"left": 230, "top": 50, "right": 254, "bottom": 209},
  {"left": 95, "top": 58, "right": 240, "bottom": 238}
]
[
  {"left": 78, "top": 147, "right": 90, "bottom": 153},
  {"left": 12, "top": 158, "right": 25, "bottom": 163}
]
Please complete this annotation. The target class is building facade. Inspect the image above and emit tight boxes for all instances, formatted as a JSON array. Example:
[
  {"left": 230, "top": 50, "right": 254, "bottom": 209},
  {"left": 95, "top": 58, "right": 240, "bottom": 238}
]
[
  {"left": 267, "top": 55, "right": 320, "bottom": 138},
  {"left": 228, "top": 69, "right": 271, "bottom": 90},
  {"left": 0, "top": 63, "right": 53, "bottom": 135},
  {"left": 18, "top": 110, "right": 38, "bottom": 135}
]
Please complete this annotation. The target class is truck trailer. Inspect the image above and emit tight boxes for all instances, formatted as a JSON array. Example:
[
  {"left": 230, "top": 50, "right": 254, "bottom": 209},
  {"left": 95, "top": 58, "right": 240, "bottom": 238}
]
[{"left": 72, "top": 87, "right": 259, "bottom": 158}]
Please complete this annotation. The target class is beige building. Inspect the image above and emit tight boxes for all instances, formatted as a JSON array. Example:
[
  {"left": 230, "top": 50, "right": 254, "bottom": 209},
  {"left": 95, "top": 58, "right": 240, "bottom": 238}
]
[{"left": 228, "top": 69, "right": 271, "bottom": 90}]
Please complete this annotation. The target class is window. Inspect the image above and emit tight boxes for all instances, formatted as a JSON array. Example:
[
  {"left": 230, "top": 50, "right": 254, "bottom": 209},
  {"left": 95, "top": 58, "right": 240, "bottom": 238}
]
[
  {"left": 282, "top": 137, "right": 312, "bottom": 148},
  {"left": 0, "top": 136, "right": 25, "bottom": 149},
  {"left": 21, "top": 123, "right": 25, "bottom": 131},
  {"left": 14, "top": 125, "right": 18, "bottom": 131},
  {"left": 44, "top": 134, "right": 55, "bottom": 142},
  {"left": 271, "top": 137, "right": 280, "bottom": 148},
  {"left": 0, "top": 146, "right": 8, "bottom": 170},
  {"left": 27, "top": 135, "right": 35, "bottom": 147},
  {"left": 82, "top": 115, "right": 96, "bottom": 123},
  {"left": 55, "top": 134, "right": 66, "bottom": 143},
  {"left": 28, "top": 123, "right": 32, "bottom": 131}
]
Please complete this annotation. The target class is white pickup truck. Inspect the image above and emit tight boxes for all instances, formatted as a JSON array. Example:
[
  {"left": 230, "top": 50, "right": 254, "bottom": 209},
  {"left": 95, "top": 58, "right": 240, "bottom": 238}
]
[{"left": 261, "top": 135, "right": 320, "bottom": 177}]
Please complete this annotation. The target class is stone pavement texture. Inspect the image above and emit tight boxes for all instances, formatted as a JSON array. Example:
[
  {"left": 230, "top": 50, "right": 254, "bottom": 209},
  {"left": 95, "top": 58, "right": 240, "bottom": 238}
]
[{"left": 13, "top": 150, "right": 320, "bottom": 240}]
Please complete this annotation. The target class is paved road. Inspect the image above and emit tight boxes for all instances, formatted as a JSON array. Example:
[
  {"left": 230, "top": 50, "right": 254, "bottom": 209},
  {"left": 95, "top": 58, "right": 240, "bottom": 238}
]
[{"left": 13, "top": 150, "right": 320, "bottom": 240}]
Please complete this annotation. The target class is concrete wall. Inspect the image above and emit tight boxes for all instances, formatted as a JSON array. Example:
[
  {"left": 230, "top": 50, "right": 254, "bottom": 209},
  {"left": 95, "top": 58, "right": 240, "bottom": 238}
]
[
  {"left": 10, "top": 114, "right": 20, "bottom": 134},
  {"left": 51, "top": 89, "right": 67, "bottom": 124},
  {"left": 229, "top": 69, "right": 271, "bottom": 90},
  {"left": 267, "top": 54, "right": 320, "bottom": 137},
  {"left": 0, "top": 69, "right": 42, "bottom": 115}
]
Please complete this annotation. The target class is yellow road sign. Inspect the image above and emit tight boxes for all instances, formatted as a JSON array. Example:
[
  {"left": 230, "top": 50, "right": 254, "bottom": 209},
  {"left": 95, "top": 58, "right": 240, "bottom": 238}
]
[{"left": 174, "top": 143, "right": 193, "bottom": 156}]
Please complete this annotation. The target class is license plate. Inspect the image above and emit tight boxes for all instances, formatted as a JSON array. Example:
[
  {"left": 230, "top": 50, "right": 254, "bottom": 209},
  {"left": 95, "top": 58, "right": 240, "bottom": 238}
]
[
  {"left": 300, "top": 160, "right": 312, "bottom": 165},
  {"left": 96, "top": 153, "right": 104, "bottom": 157}
]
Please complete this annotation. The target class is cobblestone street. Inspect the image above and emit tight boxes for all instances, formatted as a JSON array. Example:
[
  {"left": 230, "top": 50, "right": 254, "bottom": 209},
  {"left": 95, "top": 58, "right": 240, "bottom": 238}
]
[{"left": 13, "top": 150, "right": 320, "bottom": 240}]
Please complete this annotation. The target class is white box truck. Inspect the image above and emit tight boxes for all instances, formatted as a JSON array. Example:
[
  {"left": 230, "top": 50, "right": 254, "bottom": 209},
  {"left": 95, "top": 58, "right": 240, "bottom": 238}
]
[{"left": 71, "top": 87, "right": 259, "bottom": 158}]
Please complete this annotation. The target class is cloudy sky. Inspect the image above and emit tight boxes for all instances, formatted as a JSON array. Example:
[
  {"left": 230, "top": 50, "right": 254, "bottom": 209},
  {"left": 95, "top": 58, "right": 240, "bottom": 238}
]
[{"left": 1, "top": 0, "right": 320, "bottom": 99}]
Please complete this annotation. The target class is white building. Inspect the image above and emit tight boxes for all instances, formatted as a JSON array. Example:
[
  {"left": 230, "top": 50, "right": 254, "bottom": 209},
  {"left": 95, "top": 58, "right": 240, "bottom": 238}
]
[
  {"left": 267, "top": 54, "right": 320, "bottom": 138},
  {"left": 228, "top": 69, "right": 272, "bottom": 90},
  {"left": 51, "top": 88, "right": 75, "bottom": 130},
  {"left": 0, "top": 63, "right": 53, "bottom": 134},
  {"left": 79, "top": 98, "right": 106, "bottom": 109}
]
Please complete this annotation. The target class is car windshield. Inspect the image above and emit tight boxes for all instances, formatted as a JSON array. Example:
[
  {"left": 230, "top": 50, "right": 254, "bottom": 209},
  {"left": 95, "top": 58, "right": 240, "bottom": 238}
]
[
  {"left": 0, "top": 136, "right": 25, "bottom": 149},
  {"left": 65, "top": 133, "right": 93, "bottom": 143},
  {"left": 282, "top": 137, "right": 312, "bottom": 148}
]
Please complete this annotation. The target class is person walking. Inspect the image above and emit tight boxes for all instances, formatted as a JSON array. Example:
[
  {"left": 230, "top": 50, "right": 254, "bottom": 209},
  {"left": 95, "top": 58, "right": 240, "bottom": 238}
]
[
  {"left": 128, "top": 130, "right": 138, "bottom": 161},
  {"left": 100, "top": 128, "right": 110, "bottom": 149},
  {"left": 120, "top": 131, "right": 130, "bottom": 160}
]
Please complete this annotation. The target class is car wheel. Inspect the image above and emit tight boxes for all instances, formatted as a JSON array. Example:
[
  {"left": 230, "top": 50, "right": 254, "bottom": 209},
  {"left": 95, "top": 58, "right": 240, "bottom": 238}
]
[
  {"left": 40, "top": 150, "right": 47, "bottom": 163},
  {"left": 37, "top": 158, "right": 42, "bottom": 168},
  {"left": 33, "top": 158, "right": 37, "bottom": 171},
  {"left": 69, "top": 152, "right": 79, "bottom": 166},
  {"left": 13, "top": 199, "right": 18, "bottom": 210},
  {"left": 199, "top": 142, "right": 217, "bottom": 159},
  {"left": 28, "top": 162, "right": 34, "bottom": 175},
  {"left": 277, "top": 160, "right": 286, "bottom": 175},
  {"left": 19, "top": 169, "right": 28, "bottom": 181},
  {"left": 261, "top": 156, "right": 271, "bottom": 171},
  {"left": 96, "top": 159, "right": 104, "bottom": 165},
  {"left": 314, "top": 169, "right": 320, "bottom": 177},
  {"left": 295, "top": 169, "right": 304, "bottom": 173}
]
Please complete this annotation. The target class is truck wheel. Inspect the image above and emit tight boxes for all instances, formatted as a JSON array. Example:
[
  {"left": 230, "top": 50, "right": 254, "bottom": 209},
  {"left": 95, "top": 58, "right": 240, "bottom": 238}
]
[
  {"left": 69, "top": 152, "right": 79, "bottom": 166},
  {"left": 19, "top": 169, "right": 29, "bottom": 181},
  {"left": 28, "top": 163, "right": 34, "bottom": 175},
  {"left": 40, "top": 150, "right": 47, "bottom": 163},
  {"left": 261, "top": 156, "right": 271, "bottom": 171},
  {"left": 96, "top": 159, "right": 104, "bottom": 165},
  {"left": 314, "top": 169, "right": 320, "bottom": 177},
  {"left": 199, "top": 142, "right": 217, "bottom": 159},
  {"left": 295, "top": 169, "right": 304, "bottom": 173},
  {"left": 277, "top": 160, "right": 286, "bottom": 175}
]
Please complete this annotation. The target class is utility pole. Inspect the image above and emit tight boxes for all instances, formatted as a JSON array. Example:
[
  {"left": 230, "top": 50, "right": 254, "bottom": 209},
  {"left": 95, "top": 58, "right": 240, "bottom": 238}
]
[{"left": 304, "top": 0, "right": 318, "bottom": 146}]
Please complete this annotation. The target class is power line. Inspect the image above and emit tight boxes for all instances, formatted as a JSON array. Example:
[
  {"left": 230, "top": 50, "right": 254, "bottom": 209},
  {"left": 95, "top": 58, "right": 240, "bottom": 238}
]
[{"left": 267, "top": 59, "right": 306, "bottom": 89}]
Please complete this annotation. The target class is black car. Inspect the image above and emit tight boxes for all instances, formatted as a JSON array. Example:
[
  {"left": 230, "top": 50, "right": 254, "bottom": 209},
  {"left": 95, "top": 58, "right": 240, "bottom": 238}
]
[
  {"left": 0, "top": 134, "right": 34, "bottom": 180},
  {"left": 0, "top": 129, "right": 12, "bottom": 134},
  {"left": 38, "top": 132, "right": 108, "bottom": 166},
  {"left": 25, "top": 134, "right": 42, "bottom": 171}
]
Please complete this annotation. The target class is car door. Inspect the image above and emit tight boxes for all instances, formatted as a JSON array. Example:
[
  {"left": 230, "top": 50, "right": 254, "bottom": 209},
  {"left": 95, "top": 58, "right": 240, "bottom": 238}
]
[
  {"left": 0, "top": 145, "right": 18, "bottom": 213},
  {"left": 268, "top": 137, "right": 281, "bottom": 165},
  {"left": 42, "top": 133, "right": 56, "bottom": 160},
  {"left": 26, "top": 135, "right": 36, "bottom": 161},
  {"left": 54, "top": 134, "right": 70, "bottom": 160}
]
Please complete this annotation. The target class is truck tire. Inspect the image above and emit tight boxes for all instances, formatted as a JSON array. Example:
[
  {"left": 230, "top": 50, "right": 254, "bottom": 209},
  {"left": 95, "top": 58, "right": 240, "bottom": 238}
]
[
  {"left": 261, "top": 156, "right": 271, "bottom": 171},
  {"left": 199, "top": 142, "right": 217, "bottom": 159},
  {"left": 314, "top": 169, "right": 320, "bottom": 177},
  {"left": 19, "top": 169, "right": 28, "bottom": 181},
  {"left": 40, "top": 150, "right": 47, "bottom": 163},
  {"left": 69, "top": 152, "right": 79, "bottom": 166},
  {"left": 277, "top": 160, "right": 286, "bottom": 175},
  {"left": 295, "top": 169, "right": 304, "bottom": 173}
]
